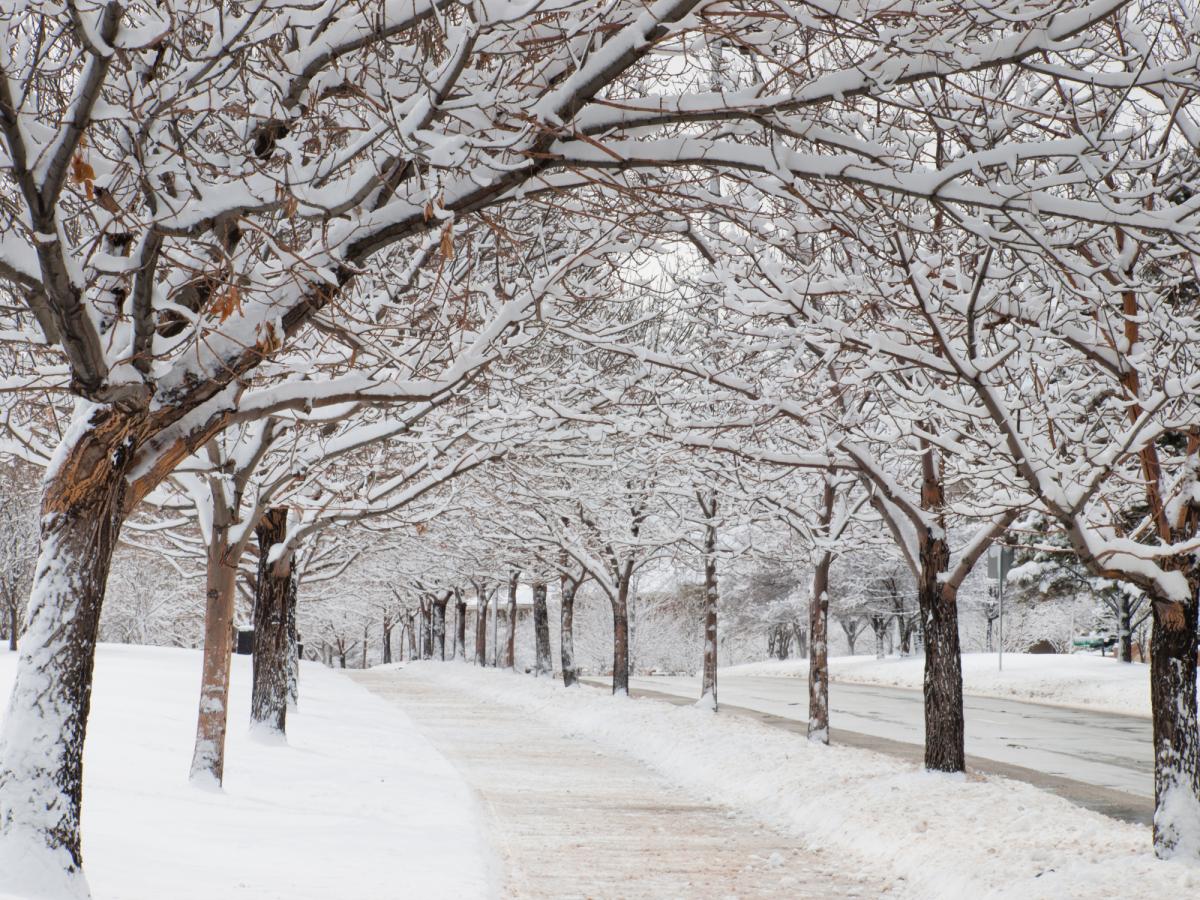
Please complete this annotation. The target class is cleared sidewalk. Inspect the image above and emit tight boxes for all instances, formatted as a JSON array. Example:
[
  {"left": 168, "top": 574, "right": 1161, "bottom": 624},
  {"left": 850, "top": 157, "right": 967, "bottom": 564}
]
[{"left": 354, "top": 666, "right": 884, "bottom": 900}]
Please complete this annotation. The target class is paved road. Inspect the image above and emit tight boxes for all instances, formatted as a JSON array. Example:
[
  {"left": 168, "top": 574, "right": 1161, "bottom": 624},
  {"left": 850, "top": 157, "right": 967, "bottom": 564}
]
[
  {"left": 354, "top": 668, "right": 886, "bottom": 899},
  {"left": 587, "top": 674, "right": 1154, "bottom": 824}
]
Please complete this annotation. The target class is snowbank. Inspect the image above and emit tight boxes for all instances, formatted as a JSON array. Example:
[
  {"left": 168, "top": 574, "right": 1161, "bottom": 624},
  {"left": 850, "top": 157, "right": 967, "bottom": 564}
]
[
  {"left": 410, "top": 662, "right": 1197, "bottom": 900},
  {"left": 0, "top": 645, "right": 492, "bottom": 900},
  {"left": 725, "top": 652, "right": 1151, "bottom": 717}
]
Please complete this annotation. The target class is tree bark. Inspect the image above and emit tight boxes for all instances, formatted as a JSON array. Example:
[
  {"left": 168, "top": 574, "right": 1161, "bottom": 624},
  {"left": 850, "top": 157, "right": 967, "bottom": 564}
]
[
  {"left": 1118, "top": 596, "right": 1134, "bottom": 664},
  {"left": 474, "top": 586, "right": 489, "bottom": 666},
  {"left": 7, "top": 605, "right": 17, "bottom": 651},
  {"left": 918, "top": 534, "right": 965, "bottom": 773},
  {"left": 189, "top": 511, "right": 238, "bottom": 784},
  {"left": 808, "top": 558, "right": 831, "bottom": 744},
  {"left": 0, "top": 408, "right": 132, "bottom": 889},
  {"left": 611, "top": 595, "right": 629, "bottom": 695},
  {"left": 808, "top": 478, "right": 835, "bottom": 744},
  {"left": 872, "top": 615, "right": 887, "bottom": 659},
  {"left": 1147, "top": 581, "right": 1200, "bottom": 857},
  {"left": 699, "top": 492, "right": 719, "bottom": 710},
  {"left": 532, "top": 580, "right": 551, "bottom": 676},
  {"left": 434, "top": 593, "right": 448, "bottom": 660},
  {"left": 382, "top": 624, "right": 392, "bottom": 664},
  {"left": 251, "top": 507, "right": 292, "bottom": 736},
  {"left": 422, "top": 599, "right": 434, "bottom": 660},
  {"left": 504, "top": 572, "right": 518, "bottom": 669},
  {"left": 286, "top": 574, "right": 299, "bottom": 709},
  {"left": 561, "top": 578, "right": 578, "bottom": 686},
  {"left": 792, "top": 622, "right": 807, "bottom": 659},
  {"left": 454, "top": 590, "right": 467, "bottom": 661}
]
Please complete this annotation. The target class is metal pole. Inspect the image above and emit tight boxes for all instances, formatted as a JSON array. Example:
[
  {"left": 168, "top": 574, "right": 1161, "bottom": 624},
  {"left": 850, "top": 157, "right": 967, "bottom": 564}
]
[{"left": 998, "top": 549, "right": 1006, "bottom": 672}]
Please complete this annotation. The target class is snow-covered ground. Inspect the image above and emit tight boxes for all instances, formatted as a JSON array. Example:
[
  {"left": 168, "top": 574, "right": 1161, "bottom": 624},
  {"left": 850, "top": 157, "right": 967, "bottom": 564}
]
[
  {"left": 725, "top": 652, "right": 1151, "bottom": 717},
  {"left": 0, "top": 645, "right": 493, "bottom": 900},
  {"left": 407, "top": 661, "right": 1197, "bottom": 900}
]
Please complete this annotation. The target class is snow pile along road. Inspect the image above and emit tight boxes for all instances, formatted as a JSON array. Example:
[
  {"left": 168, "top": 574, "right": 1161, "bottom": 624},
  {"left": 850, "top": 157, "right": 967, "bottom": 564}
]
[
  {"left": 725, "top": 652, "right": 1152, "bottom": 717},
  {"left": 408, "top": 662, "right": 1196, "bottom": 900},
  {"left": 0, "top": 645, "right": 492, "bottom": 900}
]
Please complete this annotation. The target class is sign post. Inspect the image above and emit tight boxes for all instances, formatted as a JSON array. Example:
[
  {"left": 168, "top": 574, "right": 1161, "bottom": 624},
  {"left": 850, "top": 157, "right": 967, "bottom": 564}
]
[{"left": 988, "top": 546, "right": 1015, "bottom": 671}]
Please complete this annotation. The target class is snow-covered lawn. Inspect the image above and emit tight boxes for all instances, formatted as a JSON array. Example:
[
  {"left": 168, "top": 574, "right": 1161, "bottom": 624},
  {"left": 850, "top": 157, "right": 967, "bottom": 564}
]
[
  {"left": 0, "top": 645, "right": 492, "bottom": 900},
  {"left": 411, "top": 661, "right": 1197, "bottom": 899},
  {"left": 725, "top": 652, "right": 1151, "bottom": 717}
]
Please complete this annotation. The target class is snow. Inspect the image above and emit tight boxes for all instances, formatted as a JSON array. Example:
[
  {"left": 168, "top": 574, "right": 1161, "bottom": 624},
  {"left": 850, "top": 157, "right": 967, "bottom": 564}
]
[
  {"left": 0, "top": 645, "right": 492, "bottom": 900},
  {"left": 404, "top": 661, "right": 1198, "bottom": 899},
  {"left": 725, "top": 652, "right": 1153, "bottom": 717}
]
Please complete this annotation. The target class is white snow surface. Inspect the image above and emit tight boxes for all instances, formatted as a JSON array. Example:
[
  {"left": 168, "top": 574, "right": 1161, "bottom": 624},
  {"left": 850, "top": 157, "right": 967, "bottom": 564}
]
[
  {"left": 0, "top": 645, "right": 492, "bottom": 900},
  {"left": 405, "top": 661, "right": 1198, "bottom": 900},
  {"left": 724, "top": 652, "right": 1151, "bottom": 717}
]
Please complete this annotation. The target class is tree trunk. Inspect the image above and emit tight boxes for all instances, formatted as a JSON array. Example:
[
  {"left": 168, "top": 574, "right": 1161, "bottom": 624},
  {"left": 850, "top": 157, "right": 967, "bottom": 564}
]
[
  {"left": 1147, "top": 582, "right": 1200, "bottom": 858},
  {"left": 361, "top": 623, "right": 369, "bottom": 669},
  {"left": 189, "top": 517, "right": 238, "bottom": 784},
  {"left": 7, "top": 604, "right": 17, "bottom": 651},
  {"left": 504, "top": 573, "right": 518, "bottom": 669},
  {"left": 919, "top": 533, "right": 965, "bottom": 773},
  {"left": 434, "top": 596, "right": 448, "bottom": 660},
  {"left": 286, "top": 575, "right": 299, "bottom": 709},
  {"left": 700, "top": 500, "right": 719, "bottom": 710},
  {"left": 808, "top": 552, "right": 831, "bottom": 744},
  {"left": 532, "top": 580, "right": 551, "bottom": 676},
  {"left": 561, "top": 579, "right": 578, "bottom": 686},
  {"left": 382, "top": 625, "right": 393, "bottom": 664},
  {"left": 612, "top": 594, "right": 629, "bottom": 695},
  {"left": 454, "top": 591, "right": 467, "bottom": 661},
  {"left": 0, "top": 410, "right": 132, "bottom": 890},
  {"left": 251, "top": 507, "right": 292, "bottom": 736},
  {"left": 792, "top": 622, "right": 807, "bottom": 659},
  {"left": 492, "top": 593, "right": 501, "bottom": 668},
  {"left": 807, "top": 476, "right": 836, "bottom": 744},
  {"left": 339, "top": 651, "right": 347, "bottom": 669},
  {"left": 474, "top": 587, "right": 489, "bottom": 666},
  {"left": 1118, "top": 596, "right": 1134, "bottom": 664},
  {"left": 774, "top": 624, "right": 791, "bottom": 660}
]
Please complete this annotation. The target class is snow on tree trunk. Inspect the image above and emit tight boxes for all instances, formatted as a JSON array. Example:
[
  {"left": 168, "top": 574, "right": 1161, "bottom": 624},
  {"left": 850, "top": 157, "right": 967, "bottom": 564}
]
[
  {"left": 532, "top": 581, "right": 551, "bottom": 677},
  {"left": 699, "top": 493, "right": 718, "bottom": 710},
  {"left": 251, "top": 508, "right": 292, "bottom": 736},
  {"left": 0, "top": 406, "right": 134, "bottom": 895},
  {"left": 560, "top": 580, "right": 578, "bottom": 687},
  {"left": 504, "top": 573, "right": 518, "bottom": 669},
  {"left": 190, "top": 517, "right": 238, "bottom": 784},
  {"left": 918, "top": 533, "right": 965, "bottom": 773},
  {"left": 1147, "top": 582, "right": 1200, "bottom": 859}
]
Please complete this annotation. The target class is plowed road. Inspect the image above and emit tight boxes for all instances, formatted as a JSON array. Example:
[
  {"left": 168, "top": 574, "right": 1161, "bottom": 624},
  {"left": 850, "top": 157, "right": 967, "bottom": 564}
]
[{"left": 584, "top": 674, "right": 1154, "bottom": 825}]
